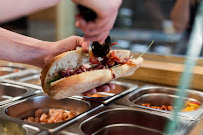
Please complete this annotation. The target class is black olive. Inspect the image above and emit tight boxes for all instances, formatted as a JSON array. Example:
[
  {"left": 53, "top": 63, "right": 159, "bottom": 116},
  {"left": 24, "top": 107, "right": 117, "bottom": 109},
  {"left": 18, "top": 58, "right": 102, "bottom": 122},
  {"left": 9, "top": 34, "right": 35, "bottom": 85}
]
[{"left": 91, "top": 36, "right": 111, "bottom": 57}]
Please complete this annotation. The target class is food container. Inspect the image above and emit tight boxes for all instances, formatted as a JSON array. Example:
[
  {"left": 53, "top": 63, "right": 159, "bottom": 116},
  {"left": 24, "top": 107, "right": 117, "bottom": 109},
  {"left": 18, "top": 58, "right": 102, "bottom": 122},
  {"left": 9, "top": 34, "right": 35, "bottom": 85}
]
[
  {"left": 57, "top": 104, "right": 192, "bottom": 135},
  {"left": 116, "top": 85, "right": 203, "bottom": 120},
  {"left": 0, "top": 68, "right": 41, "bottom": 86},
  {"left": 73, "top": 81, "right": 138, "bottom": 104},
  {"left": 0, "top": 117, "right": 48, "bottom": 135},
  {"left": 16, "top": 74, "right": 41, "bottom": 86},
  {"left": 0, "top": 68, "right": 40, "bottom": 80},
  {"left": 0, "top": 63, "right": 26, "bottom": 76},
  {"left": 0, "top": 92, "right": 103, "bottom": 134},
  {"left": 0, "top": 81, "right": 40, "bottom": 106}
]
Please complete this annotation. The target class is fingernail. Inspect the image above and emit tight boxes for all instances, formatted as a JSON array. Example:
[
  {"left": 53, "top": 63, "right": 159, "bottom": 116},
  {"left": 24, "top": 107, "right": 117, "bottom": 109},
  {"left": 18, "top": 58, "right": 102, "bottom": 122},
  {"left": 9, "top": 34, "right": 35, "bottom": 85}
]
[
  {"left": 104, "top": 87, "right": 110, "bottom": 92},
  {"left": 92, "top": 89, "right": 97, "bottom": 93}
]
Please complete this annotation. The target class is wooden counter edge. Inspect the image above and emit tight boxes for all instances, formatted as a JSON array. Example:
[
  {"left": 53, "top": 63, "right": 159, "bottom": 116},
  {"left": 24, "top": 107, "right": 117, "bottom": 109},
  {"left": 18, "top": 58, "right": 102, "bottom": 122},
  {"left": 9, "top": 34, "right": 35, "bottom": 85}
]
[{"left": 123, "top": 60, "right": 203, "bottom": 90}]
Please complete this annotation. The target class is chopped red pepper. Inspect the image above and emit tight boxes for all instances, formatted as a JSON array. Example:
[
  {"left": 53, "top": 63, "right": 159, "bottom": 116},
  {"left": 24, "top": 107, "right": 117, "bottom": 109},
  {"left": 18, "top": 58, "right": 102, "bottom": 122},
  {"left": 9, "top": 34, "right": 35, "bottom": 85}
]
[
  {"left": 89, "top": 52, "right": 100, "bottom": 64},
  {"left": 111, "top": 42, "right": 118, "bottom": 46},
  {"left": 189, "top": 101, "right": 201, "bottom": 105}
]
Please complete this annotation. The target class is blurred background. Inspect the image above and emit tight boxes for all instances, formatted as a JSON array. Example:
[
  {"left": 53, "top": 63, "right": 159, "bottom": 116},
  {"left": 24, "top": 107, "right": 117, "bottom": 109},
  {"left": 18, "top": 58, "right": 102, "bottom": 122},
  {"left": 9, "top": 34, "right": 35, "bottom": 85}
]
[{"left": 1, "top": 0, "right": 202, "bottom": 56}]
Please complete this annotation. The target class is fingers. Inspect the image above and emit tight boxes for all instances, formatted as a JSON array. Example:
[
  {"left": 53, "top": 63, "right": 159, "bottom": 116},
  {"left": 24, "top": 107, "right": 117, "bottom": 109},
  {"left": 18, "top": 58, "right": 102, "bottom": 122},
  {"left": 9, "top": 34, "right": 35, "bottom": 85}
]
[
  {"left": 96, "top": 83, "right": 115, "bottom": 92},
  {"left": 76, "top": 14, "right": 112, "bottom": 33},
  {"left": 84, "top": 17, "right": 108, "bottom": 30},
  {"left": 75, "top": 12, "right": 117, "bottom": 43},
  {"left": 73, "top": 0, "right": 122, "bottom": 42},
  {"left": 82, "top": 83, "right": 116, "bottom": 96},
  {"left": 84, "top": 31, "right": 109, "bottom": 44},
  {"left": 75, "top": 16, "right": 87, "bottom": 30},
  {"left": 81, "top": 40, "right": 90, "bottom": 52},
  {"left": 69, "top": 36, "right": 90, "bottom": 52},
  {"left": 82, "top": 88, "right": 97, "bottom": 95},
  {"left": 56, "top": 36, "right": 90, "bottom": 54},
  {"left": 80, "top": 18, "right": 112, "bottom": 36},
  {"left": 78, "top": 17, "right": 112, "bottom": 44},
  {"left": 106, "top": 83, "right": 116, "bottom": 90},
  {"left": 96, "top": 85, "right": 110, "bottom": 92}
]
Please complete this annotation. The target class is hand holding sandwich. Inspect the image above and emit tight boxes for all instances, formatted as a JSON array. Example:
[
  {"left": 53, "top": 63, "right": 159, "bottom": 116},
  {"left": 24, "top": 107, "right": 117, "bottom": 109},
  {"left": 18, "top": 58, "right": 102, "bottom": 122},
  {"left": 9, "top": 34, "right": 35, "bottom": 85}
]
[
  {"left": 41, "top": 45, "right": 143, "bottom": 99},
  {"left": 0, "top": 28, "right": 114, "bottom": 95}
]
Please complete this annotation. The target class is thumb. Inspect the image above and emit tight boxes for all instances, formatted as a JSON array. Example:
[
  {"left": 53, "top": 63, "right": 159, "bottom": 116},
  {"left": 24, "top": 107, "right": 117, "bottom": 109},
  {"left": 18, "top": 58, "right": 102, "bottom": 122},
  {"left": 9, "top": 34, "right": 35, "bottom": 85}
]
[
  {"left": 71, "top": 36, "right": 90, "bottom": 52},
  {"left": 79, "top": 39, "right": 90, "bottom": 53}
]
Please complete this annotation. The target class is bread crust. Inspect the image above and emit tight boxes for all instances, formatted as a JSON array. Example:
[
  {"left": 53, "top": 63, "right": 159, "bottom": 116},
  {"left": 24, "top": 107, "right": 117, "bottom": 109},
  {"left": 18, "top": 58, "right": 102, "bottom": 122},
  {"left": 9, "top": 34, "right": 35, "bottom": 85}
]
[
  {"left": 41, "top": 49, "right": 143, "bottom": 99},
  {"left": 48, "top": 69, "right": 113, "bottom": 99},
  {"left": 41, "top": 52, "right": 68, "bottom": 93}
]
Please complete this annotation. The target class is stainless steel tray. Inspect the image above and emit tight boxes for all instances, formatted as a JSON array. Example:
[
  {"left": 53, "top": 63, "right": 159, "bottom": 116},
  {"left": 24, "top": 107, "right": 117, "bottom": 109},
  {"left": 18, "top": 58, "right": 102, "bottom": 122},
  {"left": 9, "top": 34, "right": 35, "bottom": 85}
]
[
  {"left": 0, "top": 62, "right": 26, "bottom": 69},
  {"left": 57, "top": 104, "right": 192, "bottom": 135},
  {"left": 116, "top": 85, "right": 203, "bottom": 120},
  {"left": 0, "top": 117, "right": 48, "bottom": 135},
  {"left": 73, "top": 81, "right": 138, "bottom": 104},
  {"left": 0, "top": 63, "right": 26, "bottom": 76},
  {"left": 0, "top": 68, "right": 40, "bottom": 80},
  {"left": 17, "top": 74, "right": 41, "bottom": 86},
  {"left": 0, "top": 92, "right": 103, "bottom": 134},
  {"left": 0, "top": 80, "right": 40, "bottom": 106},
  {"left": 1, "top": 79, "right": 42, "bottom": 90}
]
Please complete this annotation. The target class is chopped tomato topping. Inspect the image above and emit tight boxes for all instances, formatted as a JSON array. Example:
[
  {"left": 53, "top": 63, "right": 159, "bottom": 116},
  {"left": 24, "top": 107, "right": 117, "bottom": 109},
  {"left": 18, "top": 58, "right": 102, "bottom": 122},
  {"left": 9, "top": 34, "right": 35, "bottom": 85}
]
[
  {"left": 124, "top": 60, "right": 136, "bottom": 66},
  {"left": 111, "top": 42, "right": 118, "bottom": 46},
  {"left": 110, "top": 51, "right": 120, "bottom": 61},
  {"left": 189, "top": 101, "right": 201, "bottom": 105},
  {"left": 89, "top": 52, "right": 100, "bottom": 64},
  {"left": 14, "top": 69, "right": 19, "bottom": 72}
]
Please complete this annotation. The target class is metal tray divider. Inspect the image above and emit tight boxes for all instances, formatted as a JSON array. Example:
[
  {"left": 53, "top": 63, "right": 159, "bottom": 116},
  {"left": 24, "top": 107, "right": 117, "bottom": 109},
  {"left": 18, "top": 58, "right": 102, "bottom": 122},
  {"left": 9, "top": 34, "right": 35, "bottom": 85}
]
[
  {"left": 0, "top": 69, "right": 40, "bottom": 80},
  {"left": 0, "top": 80, "right": 42, "bottom": 106},
  {"left": 73, "top": 81, "right": 138, "bottom": 104},
  {"left": 1, "top": 79, "right": 42, "bottom": 90},
  {"left": 0, "top": 62, "right": 26, "bottom": 69},
  {"left": 103, "top": 81, "right": 138, "bottom": 104},
  {"left": 17, "top": 74, "right": 40, "bottom": 82}
]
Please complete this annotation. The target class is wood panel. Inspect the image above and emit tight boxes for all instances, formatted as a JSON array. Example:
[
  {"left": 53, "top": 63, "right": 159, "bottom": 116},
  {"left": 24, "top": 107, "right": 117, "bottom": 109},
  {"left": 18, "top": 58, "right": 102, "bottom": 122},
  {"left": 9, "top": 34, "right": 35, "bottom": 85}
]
[
  {"left": 131, "top": 52, "right": 203, "bottom": 66},
  {"left": 56, "top": 1, "right": 76, "bottom": 40},
  {"left": 123, "top": 60, "right": 203, "bottom": 90}
]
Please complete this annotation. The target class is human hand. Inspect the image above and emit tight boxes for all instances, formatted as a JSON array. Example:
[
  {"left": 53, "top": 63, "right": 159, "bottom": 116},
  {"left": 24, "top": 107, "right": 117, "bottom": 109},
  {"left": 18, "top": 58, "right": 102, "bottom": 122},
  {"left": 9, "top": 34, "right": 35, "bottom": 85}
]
[
  {"left": 72, "top": 0, "right": 122, "bottom": 44},
  {"left": 82, "top": 83, "right": 115, "bottom": 95},
  {"left": 42, "top": 36, "right": 90, "bottom": 68}
]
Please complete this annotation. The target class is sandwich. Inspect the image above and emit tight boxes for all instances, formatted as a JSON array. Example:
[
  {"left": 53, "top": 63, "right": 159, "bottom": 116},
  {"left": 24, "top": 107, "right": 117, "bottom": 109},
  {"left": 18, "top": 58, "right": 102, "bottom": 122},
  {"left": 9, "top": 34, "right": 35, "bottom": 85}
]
[{"left": 41, "top": 48, "right": 143, "bottom": 99}]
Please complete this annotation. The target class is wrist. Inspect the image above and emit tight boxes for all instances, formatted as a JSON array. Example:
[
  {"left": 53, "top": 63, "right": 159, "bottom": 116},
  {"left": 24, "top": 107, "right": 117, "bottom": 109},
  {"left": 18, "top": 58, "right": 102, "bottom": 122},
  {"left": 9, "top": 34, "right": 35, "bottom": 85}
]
[{"left": 40, "top": 41, "right": 56, "bottom": 68}]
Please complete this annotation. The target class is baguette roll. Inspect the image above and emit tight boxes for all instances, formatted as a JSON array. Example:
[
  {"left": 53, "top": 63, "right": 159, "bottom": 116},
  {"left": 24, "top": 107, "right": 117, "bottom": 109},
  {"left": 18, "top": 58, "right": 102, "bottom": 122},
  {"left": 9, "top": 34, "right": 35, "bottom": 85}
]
[{"left": 41, "top": 48, "right": 143, "bottom": 99}]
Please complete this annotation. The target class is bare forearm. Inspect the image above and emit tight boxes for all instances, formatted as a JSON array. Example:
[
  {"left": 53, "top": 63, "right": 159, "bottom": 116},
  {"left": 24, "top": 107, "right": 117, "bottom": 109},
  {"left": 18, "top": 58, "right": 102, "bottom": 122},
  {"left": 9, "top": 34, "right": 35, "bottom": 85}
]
[
  {"left": 170, "top": 0, "right": 190, "bottom": 32},
  {"left": 0, "top": 28, "right": 51, "bottom": 67},
  {"left": 0, "top": 0, "right": 62, "bottom": 23}
]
